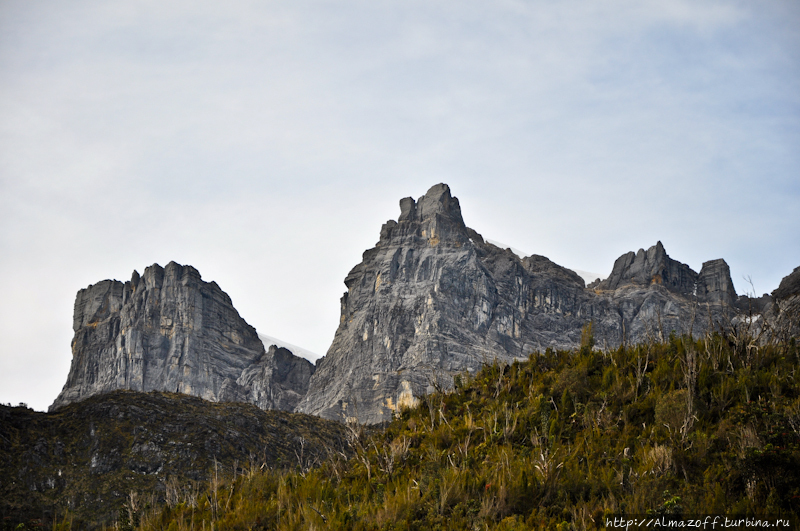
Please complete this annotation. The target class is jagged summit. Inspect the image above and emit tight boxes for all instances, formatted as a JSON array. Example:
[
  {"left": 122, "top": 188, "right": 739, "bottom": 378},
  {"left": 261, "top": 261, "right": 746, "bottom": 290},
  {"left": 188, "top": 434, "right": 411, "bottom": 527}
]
[
  {"left": 596, "top": 241, "right": 696, "bottom": 295},
  {"left": 296, "top": 185, "right": 766, "bottom": 424},
  {"left": 398, "top": 183, "right": 464, "bottom": 223},
  {"left": 769, "top": 266, "right": 800, "bottom": 339},
  {"left": 697, "top": 259, "right": 737, "bottom": 306},
  {"left": 379, "top": 183, "right": 469, "bottom": 248},
  {"left": 595, "top": 242, "right": 737, "bottom": 305},
  {"left": 51, "top": 262, "right": 313, "bottom": 412},
  {"left": 773, "top": 266, "right": 800, "bottom": 300},
  {"left": 49, "top": 184, "right": 798, "bottom": 425}
]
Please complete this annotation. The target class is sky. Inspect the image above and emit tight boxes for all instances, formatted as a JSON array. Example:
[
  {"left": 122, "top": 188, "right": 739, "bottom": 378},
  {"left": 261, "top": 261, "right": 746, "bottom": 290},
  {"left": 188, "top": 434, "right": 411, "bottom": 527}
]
[{"left": 1, "top": 1, "right": 798, "bottom": 411}]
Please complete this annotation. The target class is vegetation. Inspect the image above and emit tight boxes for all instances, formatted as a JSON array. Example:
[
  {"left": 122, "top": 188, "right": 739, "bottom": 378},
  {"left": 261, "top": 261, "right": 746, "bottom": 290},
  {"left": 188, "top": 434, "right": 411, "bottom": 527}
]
[
  {"left": 127, "top": 330, "right": 800, "bottom": 530},
  {"left": 5, "top": 330, "right": 800, "bottom": 530},
  {"left": 0, "top": 391, "right": 348, "bottom": 530}
]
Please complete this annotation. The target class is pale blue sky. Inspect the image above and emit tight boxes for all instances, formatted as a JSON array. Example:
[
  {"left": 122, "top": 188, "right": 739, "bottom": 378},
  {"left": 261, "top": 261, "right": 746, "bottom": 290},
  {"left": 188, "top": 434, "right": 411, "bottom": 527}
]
[{"left": 1, "top": 1, "right": 798, "bottom": 410}]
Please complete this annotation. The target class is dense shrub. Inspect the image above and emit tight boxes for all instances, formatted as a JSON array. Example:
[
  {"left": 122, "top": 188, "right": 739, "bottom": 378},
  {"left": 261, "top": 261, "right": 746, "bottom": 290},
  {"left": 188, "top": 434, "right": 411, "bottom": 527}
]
[{"left": 48, "top": 334, "right": 800, "bottom": 529}]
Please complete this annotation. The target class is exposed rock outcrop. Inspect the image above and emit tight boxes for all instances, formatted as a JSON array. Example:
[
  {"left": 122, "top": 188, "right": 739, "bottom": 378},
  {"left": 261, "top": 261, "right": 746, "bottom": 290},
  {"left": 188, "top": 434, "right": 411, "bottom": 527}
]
[
  {"left": 768, "top": 266, "right": 800, "bottom": 339},
  {"left": 237, "top": 345, "right": 316, "bottom": 412},
  {"left": 51, "top": 184, "right": 796, "bottom": 426},
  {"left": 595, "top": 241, "right": 698, "bottom": 296},
  {"left": 298, "top": 183, "right": 586, "bottom": 423},
  {"left": 51, "top": 262, "right": 313, "bottom": 411},
  {"left": 697, "top": 259, "right": 737, "bottom": 306},
  {"left": 773, "top": 266, "right": 800, "bottom": 301},
  {"left": 296, "top": 184, "right": 752, "bottom": 424}
]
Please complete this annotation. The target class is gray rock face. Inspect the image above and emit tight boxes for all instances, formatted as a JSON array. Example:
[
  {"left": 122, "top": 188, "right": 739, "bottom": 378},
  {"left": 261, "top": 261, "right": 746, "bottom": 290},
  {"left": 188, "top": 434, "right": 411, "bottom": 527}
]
[
  {"left": 769, "top": 266, "right": 800, "bottom": 339},
  {"left": 697, "top": 259, "right": 737, "bottom": 306},
  {"left": 51, "top": 262, "right": 314, "bottom": 412},
  {"left": 238, "top": 345, "right": 316, "bottom": 412},
  {"left": 773, "top": 266, "right": 800, "bottom": 300},
  {"left": 51, "top": 185, "right": 796, "bottom": 425},
  {"left": 595, "top": 241, "right": 698, "bottom": 296},
  {"left": 296, "top": 184, "right": 753, "bottom": 424}
]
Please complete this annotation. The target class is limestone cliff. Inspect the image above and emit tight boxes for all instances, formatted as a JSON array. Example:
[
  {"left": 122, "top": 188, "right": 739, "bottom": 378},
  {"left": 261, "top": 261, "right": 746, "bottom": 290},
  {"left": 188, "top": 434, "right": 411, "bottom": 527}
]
[
  {"left": 697, "top": 259, "right": 737, "bottom": 306},
  {"left": 298, "top": 184, "right": 591, "bottom": 422},
  {"left": 296, "top": 184, "right": 752, "bottom": 424},
  {"left": 50, "top": 185, "right": 795, "bottom": 425},
  {"left": 237, "top": 345, "right": 316, "bottom": 412},
  {"left": 768, "top": 266, "right": 800, "bottom": 340},
  {"left": 595, "top": 241, "right": 697, "bottom": 295},
  {"left": 51, "top": 262, "right": 313, "bottom": 411}
]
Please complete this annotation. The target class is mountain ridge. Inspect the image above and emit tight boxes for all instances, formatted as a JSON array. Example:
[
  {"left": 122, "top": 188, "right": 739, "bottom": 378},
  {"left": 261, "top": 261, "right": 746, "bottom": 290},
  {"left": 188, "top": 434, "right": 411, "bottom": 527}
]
[
  {"left": 297, "top": 184, "right": 793, "bottom": 423},
  {"left": 47, "top": 183, "right": 798, "bottom": 424}
]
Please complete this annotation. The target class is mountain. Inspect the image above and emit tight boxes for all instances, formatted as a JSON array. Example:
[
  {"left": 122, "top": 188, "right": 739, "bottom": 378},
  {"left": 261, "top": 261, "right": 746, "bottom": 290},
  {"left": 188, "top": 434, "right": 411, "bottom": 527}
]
[
  {"left": 50, "top": 262, "right": 314, "bottom": 412},
  {"left": 1, "top": 391, "right": 348, "bottom": 528},
  {"left": 768, "top": 265, "right": 800, "bottom": 340},
  {"left": 48, "top": 184, "right": 797, "bottom": 425},
  {"left": 15, "top": 183, "right": 799, "bottom": 529},
  {"left": 296, "top": 184, "right": 783, "bottom": 424}
]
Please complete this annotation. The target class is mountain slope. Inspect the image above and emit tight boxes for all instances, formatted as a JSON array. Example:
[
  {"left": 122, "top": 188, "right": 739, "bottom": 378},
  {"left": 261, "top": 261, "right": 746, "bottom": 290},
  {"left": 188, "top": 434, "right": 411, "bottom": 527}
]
[
  {"left": 143, "top": 335, "right": 800, "bottom": 530},
  {"left": 0, "top": 391, "right": 348, "bottom": 529}
]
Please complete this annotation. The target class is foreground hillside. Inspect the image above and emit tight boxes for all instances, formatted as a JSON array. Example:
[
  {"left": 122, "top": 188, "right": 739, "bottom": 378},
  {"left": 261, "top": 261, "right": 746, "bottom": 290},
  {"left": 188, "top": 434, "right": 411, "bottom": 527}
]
[
  {"left": 140, "top": 329, "right": 799, "bottom": 530},
  {"left": 0, "top": 391, "right": 348, "bottom": 529}
]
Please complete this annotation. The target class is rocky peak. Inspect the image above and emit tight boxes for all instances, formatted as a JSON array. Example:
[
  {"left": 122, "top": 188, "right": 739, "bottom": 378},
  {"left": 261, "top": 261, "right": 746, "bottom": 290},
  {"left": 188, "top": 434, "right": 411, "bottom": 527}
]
[
  {"left": 379, "top": 183, "right": 468, "bottom": 248},
  {"left": 696, "top": 259, "right": 737, "bottom": 305},
  {"left": 51, "top": 262, "right": 312, "bottom": 412},
  {"left": 398, "top": 183, "right": 464, "bottom": 223},
  {"left": 773, "top": 266, "right": 800, "bottom": 301},
  {"left": 237, "top": 345, "right": 315, "bottom": 412},
  {"left": 522, "top": 254, "right": 585, "bottom": 287},
  {"left": 51, "top": 185, "right": 794, "bottom": 426},
  {"left": 596, "top": 241, "right": 697, "bottom": 296},
  {"left": 769, "top": 266, "right": 800, "bottom": 339},
  {"left": 72, "top": 280, "right": 124, "bottom": 332},
  {"left": 297, "top": 185, "right": 773, "bottom": 424},
  {"left": 298, "top": 185, "right": 601, "bottom": 423}
]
